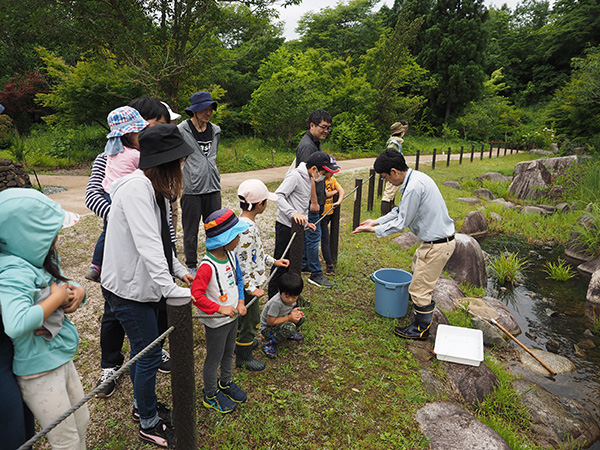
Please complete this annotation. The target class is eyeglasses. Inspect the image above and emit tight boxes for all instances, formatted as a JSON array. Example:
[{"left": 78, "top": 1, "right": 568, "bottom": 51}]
[{"left": 317, "top": 124, "right": 333, "bottom": 132}]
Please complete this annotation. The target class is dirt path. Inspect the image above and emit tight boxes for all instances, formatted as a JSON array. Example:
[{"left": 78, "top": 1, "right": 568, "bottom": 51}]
[{"left": 30, "top": 151, "right": 501, "bottom": 215}]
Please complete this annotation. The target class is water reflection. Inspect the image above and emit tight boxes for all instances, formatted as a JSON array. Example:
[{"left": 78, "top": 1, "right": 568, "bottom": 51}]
[{"left": 482, "top": 235, "right": 600, "bottom": 448}]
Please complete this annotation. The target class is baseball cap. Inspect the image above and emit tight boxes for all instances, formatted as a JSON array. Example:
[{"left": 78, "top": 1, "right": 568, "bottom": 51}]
[
  {"left": 237, "top": 179, "right": 278, "bottom": 210},
  {"left": 161, "top": 101, "right": 181, "bottom": 121},
  {"left": 306, "top": 151, "right": 340, "bottom": 173}
]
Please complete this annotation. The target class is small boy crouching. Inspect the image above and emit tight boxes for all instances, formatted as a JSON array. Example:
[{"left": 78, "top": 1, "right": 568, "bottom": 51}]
[
  {"left": 191, "top": 208, "right": 249, "bottom": 414},
  {"left": 260, "top": 273, "right": 305, "bottom": 358}
]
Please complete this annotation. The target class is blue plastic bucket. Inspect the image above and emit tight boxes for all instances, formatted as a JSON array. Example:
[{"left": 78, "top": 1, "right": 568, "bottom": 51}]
[{"left": 370, "top": 268, "right": 412, "bottom": 318}]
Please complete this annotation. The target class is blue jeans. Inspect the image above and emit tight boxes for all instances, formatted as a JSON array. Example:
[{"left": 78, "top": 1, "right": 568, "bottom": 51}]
[
  {"left": 103, "top": 288, "right": 161, "bottom": 429},
  {"left": 1, "top": 320, "right": 35, "bottom": 449},
  {"left": 302, "top": 210, "right": 322, "bottom": 275},
  {"left": 91, "top": 193, "right": 112, "bottom": 268}
]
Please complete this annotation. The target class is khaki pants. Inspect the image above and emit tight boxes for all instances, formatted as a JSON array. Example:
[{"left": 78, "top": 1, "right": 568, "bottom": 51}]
[
  {"left": 409, "top": 239, "right": 456, "bottom": 307},
  {"left": 382, "top": 180, "right": 400, "bottom": 202},
  {"left": 18, "top": 361, "right": 89, "bottom": 450}
]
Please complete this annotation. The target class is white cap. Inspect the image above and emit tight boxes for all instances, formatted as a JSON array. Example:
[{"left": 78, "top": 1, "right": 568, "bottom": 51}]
[
  {"left": 62, "top": 211, "right": 80, "bottom": 228},
  {"left": 161, "top": 101, "right": 181, "bottom": 122},
  {"left": 237, "top": 179, "right": 278, "bottom": 210}
]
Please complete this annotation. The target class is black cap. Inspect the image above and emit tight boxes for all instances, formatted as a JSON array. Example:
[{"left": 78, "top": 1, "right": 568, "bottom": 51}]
[
  {"left": 306, "top": 151, "right": 340, "bottom": 173},
  {"left": 138, "top": 124, "right": 194, "bottom": 169}
]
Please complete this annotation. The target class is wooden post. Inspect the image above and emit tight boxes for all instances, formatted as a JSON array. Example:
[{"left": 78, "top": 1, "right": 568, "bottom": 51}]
[
  {"left": 446, "top": 147, "right": 451, "bottom": 167},
  {"left": 377, "top": 175, "right": 384, "bottom": 198},
  {"left": 470, "top": 144, "right": 474, "bottom": 162},
  {"left": 432, "top": 148, "right": 437, "bottom": 170},
  {"left": 504, "top": 142, "right": 508, "bottom": 156},
  {"left": 488, "top": 143, "right": 493, "bottom": 159},
  {"left": 480, "top": 144, "right": 484, "bottom": 160},
  {"left": 459, "top": 146, "right": 464, "bottom": 165},
  {"left": 415, "top": 150, "right": 420, "bottom": 171},
  {"left": 330, "top": 193, "right": 340, "bottom": 264},
  {"left": 352, "top": 178, "right": 362, "bottom": 230},
  {"left": 167, "top": 298, "right": 196, "bottom": 450},
  {"left": 367, "top": 169, "right": 375, "bottom": 212},
  {"left": 289, "top": 222, "right": 304, "bottom": 276}
]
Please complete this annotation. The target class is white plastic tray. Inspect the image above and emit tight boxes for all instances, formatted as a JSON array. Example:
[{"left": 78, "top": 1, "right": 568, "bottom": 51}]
[{"left": 434, "top": 324, "right": 484, "bottom": 367}]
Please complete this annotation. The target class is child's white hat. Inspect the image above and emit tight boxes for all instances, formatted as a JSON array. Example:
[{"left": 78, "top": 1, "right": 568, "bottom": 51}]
[{"left": 237, "top": 179, "right": 278, "bottom": 210}]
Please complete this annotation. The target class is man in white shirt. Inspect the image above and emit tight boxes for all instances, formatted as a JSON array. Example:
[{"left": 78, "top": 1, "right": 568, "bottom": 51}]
[{"left": 353, "top": 149, "right": 456, "bottom": 339}]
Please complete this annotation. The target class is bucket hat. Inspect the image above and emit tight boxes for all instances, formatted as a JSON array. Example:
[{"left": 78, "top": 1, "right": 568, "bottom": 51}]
[
  {"left": 204, "top": 208, "right": 249, "bottom": 250},
  {"left": 185, "top": 91, "right": 217, "bottom": 116},
  {"left": 390, "top": 121, "right": 408, "bottom": 136},
  {"left": 138, "top": 124, "right": 195, "bottom": 169},
  {"left": 237, "top": 179, "right": 278, "bottom": 210},
  {"left": 161, "top": 101, "right": 181, "bottom": 122},
  {"left": 106, "top": 106, "right": 149, "bottom": 139},
  {"left": 306, "top": 151, "right": 340, "bottom": 173}
]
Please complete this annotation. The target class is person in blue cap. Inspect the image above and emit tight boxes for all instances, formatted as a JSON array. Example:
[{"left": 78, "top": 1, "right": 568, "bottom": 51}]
[
  {"left": 177, "top": 91, "right": 222, "bottom": 276},
  {"left": 191, "top": 208, "right": 249, "bottom": 414}
]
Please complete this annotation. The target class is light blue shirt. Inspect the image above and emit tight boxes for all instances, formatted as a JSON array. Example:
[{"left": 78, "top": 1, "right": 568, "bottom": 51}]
[{"left": 374, "top": 169, "right": 455, "bottom": 242}]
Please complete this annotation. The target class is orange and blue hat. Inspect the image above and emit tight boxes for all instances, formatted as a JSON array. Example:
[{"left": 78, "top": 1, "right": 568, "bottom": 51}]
[{"left": 204, "top": 208, "right": 249, "bottom": 250}]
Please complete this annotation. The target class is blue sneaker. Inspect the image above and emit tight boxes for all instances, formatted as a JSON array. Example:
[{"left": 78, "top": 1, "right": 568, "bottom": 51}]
[
  {"left": 203, "top": 390, "right": 237, "bottom": 414},
  {"left": 218, "top": 380, "right": 247, "bottom": 403}
]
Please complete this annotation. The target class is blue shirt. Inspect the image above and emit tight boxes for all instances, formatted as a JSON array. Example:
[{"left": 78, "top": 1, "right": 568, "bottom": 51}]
[{"left": 374, "top": 169, "right": 455, "bottom": 242}]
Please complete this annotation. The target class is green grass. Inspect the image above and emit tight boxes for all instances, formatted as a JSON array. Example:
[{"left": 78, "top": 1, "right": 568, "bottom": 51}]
[
  {"left": 573, "top": 203, "right": 600, "bottom": 257},
  {"left": 543, "top": 258, "right": 577, "bottom": 281},
  {"left": 488, "top": 251, "right": 529, "bottom": 285}
]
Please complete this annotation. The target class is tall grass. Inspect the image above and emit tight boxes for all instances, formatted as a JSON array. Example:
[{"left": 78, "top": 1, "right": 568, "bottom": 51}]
[
  {"left": 488, "top": 251, "right": 528, "bottom": 285},
  {"left": 543, "top": 258, "right": 577, "bottom": 281},
  {"left": 573, "top": 203, "right": 600, "bottom": 257}
]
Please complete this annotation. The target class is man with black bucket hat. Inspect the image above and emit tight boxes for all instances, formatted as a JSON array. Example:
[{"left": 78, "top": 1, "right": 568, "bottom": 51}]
[
  {"left": 178, "top": 91, "right": 222, "bottom": 277},
  {"left": 352, "top": 149, "right": 456, "bottom": 340}
]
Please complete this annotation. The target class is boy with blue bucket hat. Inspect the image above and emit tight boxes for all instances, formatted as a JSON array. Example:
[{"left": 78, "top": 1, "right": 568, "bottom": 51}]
[{"left": 191, "top": 208, "right": 249, "bottom": 414}]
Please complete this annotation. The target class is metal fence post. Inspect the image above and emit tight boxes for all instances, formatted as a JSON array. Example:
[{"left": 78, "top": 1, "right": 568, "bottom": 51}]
[
  {"left": 415, "top": 150, "right": 420, "bottom": 171},
  {"left": 330, "top": 193, "right": 340, "bottom": 264},
  {"left": 352, "top": 178, "right": 362, "bottom": 230},
  {"left": 432, "top": 148, "right": 437, "bottom": 170},
  {"left": 167, "top": 298, "right": 196, "bottom": 450},
  {"left": 367, "top": 169, "right": 375, "bottom": 212},
  {"left": 289, "top": 222, "right": 304, "bottom": 276}
]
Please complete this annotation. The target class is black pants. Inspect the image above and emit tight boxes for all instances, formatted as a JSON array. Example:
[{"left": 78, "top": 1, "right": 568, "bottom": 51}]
[
  {"left": 320, "top": 213, "right": 334, "bottom": 266},
  {"left": 268, "top": 221, "right": 291, "bottom": 299},
  {"left": 181, "top": 192, "right": 222, "bottom": 268}
]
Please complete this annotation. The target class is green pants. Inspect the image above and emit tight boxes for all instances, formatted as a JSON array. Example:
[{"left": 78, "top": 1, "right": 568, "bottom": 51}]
[{"left": 236, "top": 291, "right": 260, "bottom": 346}]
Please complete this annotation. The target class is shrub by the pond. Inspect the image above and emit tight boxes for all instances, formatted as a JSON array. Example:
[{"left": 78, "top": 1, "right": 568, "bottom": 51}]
[
  {"left": 488, "top": 251, "right": 528, "bottom": 285},
  {"left": 574, "top": 203, "right": 600, "bottom": 257}
]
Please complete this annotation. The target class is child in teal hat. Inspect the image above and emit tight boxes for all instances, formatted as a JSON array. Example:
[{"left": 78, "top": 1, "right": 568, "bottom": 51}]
[{"left": 191, "top": 208, "right": 249, "bottom": 414}]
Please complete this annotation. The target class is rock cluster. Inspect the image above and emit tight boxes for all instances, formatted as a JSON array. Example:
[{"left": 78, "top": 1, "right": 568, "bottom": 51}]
[{"left": 0, "top": 158, "right": 31, "bottom": 191}]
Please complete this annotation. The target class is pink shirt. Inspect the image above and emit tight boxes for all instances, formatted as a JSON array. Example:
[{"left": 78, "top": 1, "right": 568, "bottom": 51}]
[{"left": 102, "top": 146, "right": 140, "bottom": 194}]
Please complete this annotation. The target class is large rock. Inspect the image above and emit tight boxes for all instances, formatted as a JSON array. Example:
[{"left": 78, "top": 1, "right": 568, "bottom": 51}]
[
  {"left": 458, "top": 197, "right": 481, "bottom": 205},
  {"left": 432, "top": 278, "right": 464, "bottom": 312},
  {"left": 509, "top": 159, "right": 552, "bottom": 200},
  {"left": 488, "top": 198, "right": 517, "bottom": 210},
  {"left": 416, "top": 402, "right": 511, "bottom": 450},
  {"left": 442, "top": 361, "right": 499, "bottom": 405},
  {"left": 444, "top": 234, "right": 487, "bottom": 288},
  {"left": 460, "top": 211, "right": 488, "bottom": 240},
  {"left": 519, "top": 205, "right": 550, "bottom": 215},
  {"left": 477, "top": 172, "right": 510, "bottom": 183},
  {"left": 512, "top": 379, "right": 600, "bottom": 449},
  {"left": 443, "top": 180, "right": 462, "bottom": 190},
  {"left": 391, "top": 231, "right": 419, "bottom": 250},
  {"left": 538, "top": 155, "right": 578, "bottom": 174},
  {"left": 519, "top": 348, "right": 576, "bottom": 375},
  {"left": 473, "top": 188, "right": 495, "bottom": 200},
  {"left": 471, "top": 316, "right": 506, "bottom": 347},
  {"left": 587, "top": 270, "right": 600, "bottom": 305},
  {"left": 482, "top": 297, "right": 521, "bottom": 336},
  {"left": 579, "top": 257, "right": 600, "bottom": 281}
]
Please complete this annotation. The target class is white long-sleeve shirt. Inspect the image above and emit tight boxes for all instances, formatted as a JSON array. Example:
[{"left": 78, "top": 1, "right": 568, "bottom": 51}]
[{"left": 374, "top": 169, "right": 455, "bottom": 242}]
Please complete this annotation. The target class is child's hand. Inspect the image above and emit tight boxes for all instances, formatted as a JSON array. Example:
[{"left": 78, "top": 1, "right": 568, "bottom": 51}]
[
  {"left": 333, "top": 200, "right": 342, "bottom": 208},
  {"left": 251, "top": 288, "right": 264, "bottom": 298},
  {"left": 292, "top": 213, "right": 308, "bottom": 226},
  {"left": 289, "top": 307, "right": 304, "bottom": 323},
  {"left": 218, "top": 305, "right": 236, "bottom": 318},
  {"left": 181, "top": 274, "right": 194, "bottom": 286},
  {"left": 63, "top": 284, "right": 85, "bottom": 314},
  {"left": 237, "top": 302, "right": 247, "bottom": 317},
  {"left": 51, "top": 282, "right": 70, "bottom": 305},
  {"left": 275, "top": 258, "right": 289, "bottom": 268}
]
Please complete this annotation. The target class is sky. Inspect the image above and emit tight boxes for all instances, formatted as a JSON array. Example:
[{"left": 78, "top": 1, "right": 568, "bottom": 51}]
[{"left": 275, "top": 0, "right": 525, "bottom": 41}]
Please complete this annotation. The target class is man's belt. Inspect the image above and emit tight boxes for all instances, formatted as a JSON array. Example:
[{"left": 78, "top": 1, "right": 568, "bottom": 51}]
[{"left": 425, "top": 235, "right": 455, "bottom": 245}]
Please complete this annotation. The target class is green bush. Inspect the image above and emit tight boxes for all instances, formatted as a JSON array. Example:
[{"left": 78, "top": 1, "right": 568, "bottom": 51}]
[
  {"left": 330, "top": 113, "right": 380, "bottom": 153},
  {"left": 0, "top": 115, "right": 15, "bottom": 148}
]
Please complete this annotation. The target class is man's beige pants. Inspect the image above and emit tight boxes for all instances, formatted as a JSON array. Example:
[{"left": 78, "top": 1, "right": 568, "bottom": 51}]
[{"left": 409, "top": 239, "right": 456, "bottom": 307}]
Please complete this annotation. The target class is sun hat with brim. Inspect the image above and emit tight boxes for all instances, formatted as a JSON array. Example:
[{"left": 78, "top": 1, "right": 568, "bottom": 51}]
[
  {"left": 204, "top": 208, "right": 249, "bottom": 250},
  {"left": 161, "top": 101, "right": 181, "bottom": 121},
  {"left": 138, "top": 124, "right": 195, "bottom": 169},
  {"left": 306, "top": 151, "right": 340, "bottom": 173},
  {"left": 185, "top": 91, "right": 217, "bottom": 116},
  {"left": 106, "top": 106, "right": 149, "bottom": 139}
]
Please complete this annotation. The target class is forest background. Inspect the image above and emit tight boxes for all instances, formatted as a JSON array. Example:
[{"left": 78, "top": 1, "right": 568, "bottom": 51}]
[{"left": 0, "top": 0, "right": 599, "bottom": 168}]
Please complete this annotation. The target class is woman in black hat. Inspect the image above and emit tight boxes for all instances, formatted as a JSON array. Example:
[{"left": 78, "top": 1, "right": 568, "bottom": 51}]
[{"left": 101, "top": 124, "right": 194, "bottom": 449}]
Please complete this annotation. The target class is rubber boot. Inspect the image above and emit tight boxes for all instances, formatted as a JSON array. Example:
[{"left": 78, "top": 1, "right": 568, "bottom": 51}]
[
  {"left": 381, "top": 200, "right": 394, "bottom": 216},
  {"left": 235, "top": 344, "right": 266, "bottom": 371},
  {"left": 394, "top": 302, "right": 435, "bottom": 340}
]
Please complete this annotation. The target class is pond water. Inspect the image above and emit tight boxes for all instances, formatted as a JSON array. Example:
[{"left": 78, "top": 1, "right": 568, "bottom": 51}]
[{"left": 481, "top": 235, "right": 600, "bottom": 448}]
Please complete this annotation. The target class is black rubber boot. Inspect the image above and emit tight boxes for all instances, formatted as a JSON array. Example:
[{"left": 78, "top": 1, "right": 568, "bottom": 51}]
[
  {"left": 394, "top": 302, "right": 435, "bottom": 340},
  {"left": 381, "top": 201, "right": 394, "bottom": 215},
  {"left": 235, "top": 344, "right": 266, "bottom": 371}
]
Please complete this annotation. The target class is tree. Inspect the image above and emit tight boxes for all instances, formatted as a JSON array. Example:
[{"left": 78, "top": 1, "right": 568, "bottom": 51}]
[{"left": 0, "top": 70, "right": 50, "bottom": 132}]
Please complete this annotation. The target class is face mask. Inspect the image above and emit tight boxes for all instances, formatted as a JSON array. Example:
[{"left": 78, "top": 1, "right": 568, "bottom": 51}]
[{"left": 314, "top": 171, "right": 325, "bottom": 183}]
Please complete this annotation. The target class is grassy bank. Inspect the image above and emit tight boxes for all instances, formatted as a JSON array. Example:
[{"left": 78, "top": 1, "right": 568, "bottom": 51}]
[{"left": 49, "top": 151, "right": 579, "bottom": 449}]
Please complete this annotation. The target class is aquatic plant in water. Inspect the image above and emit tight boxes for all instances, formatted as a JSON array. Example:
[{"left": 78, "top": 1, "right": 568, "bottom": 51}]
[
  {"left": 488, "top": 251, "right": 528, "bottom": 285},
  {"left": 543, "top": 258, "right": 577, "bottom": 281}
]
